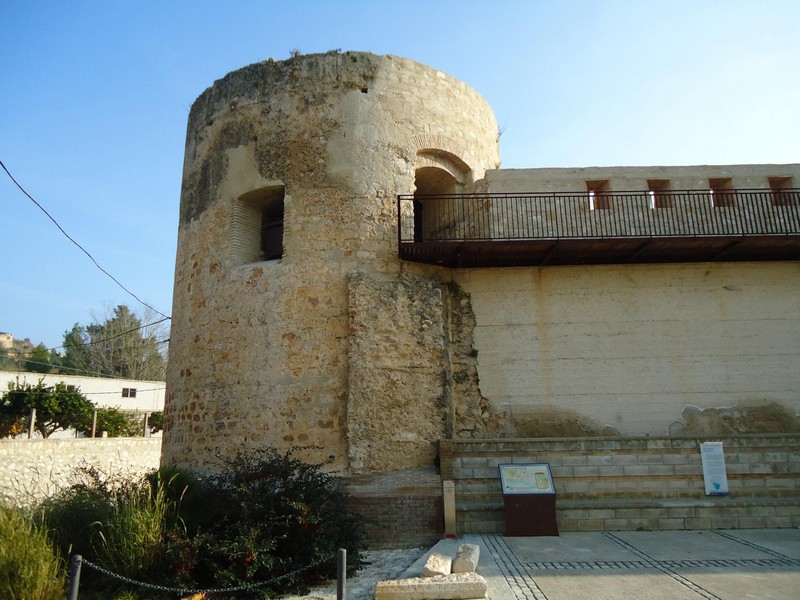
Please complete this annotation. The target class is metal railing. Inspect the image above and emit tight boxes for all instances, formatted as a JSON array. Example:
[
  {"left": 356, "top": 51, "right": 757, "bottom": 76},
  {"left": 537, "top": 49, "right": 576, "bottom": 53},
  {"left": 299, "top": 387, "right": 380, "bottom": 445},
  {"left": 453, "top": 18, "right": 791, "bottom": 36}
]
[{"left": 398, "top": 189, "right": 800, "bottom": 244}]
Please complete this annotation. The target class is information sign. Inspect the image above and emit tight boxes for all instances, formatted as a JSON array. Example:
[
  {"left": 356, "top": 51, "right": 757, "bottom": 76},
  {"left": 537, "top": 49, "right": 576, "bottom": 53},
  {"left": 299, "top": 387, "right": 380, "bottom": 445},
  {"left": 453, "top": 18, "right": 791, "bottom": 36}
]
[
  {"left": 700, "top": 441, "right": 730, "bottom": 496},
  {"left": 499, "top": 463, "right": 555, "bottom": 495}
]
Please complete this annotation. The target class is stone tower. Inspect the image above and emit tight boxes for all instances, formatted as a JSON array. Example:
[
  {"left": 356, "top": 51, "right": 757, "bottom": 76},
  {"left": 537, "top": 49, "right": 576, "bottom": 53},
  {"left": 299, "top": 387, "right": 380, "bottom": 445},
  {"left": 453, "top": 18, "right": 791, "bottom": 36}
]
[{"left": 162, "top": 52, "right": 500, "bottom": 473}]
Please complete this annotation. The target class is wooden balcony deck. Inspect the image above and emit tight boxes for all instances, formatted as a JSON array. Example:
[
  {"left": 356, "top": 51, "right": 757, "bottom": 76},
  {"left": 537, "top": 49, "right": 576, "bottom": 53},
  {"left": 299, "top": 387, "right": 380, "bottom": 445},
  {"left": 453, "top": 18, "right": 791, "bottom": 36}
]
[{"left": 398, "top": 189, "right": 800, "bottom": 267}]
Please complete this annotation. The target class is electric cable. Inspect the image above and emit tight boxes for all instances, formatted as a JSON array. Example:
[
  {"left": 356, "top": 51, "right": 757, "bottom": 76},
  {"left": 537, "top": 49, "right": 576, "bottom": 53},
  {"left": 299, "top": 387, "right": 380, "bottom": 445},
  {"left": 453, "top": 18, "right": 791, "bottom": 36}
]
[
  {"left": 53, "top": 317, "right": 171, "bottom": 351},
  {"left": 0, "top": 159, "right": 171, "bottom": 320}
]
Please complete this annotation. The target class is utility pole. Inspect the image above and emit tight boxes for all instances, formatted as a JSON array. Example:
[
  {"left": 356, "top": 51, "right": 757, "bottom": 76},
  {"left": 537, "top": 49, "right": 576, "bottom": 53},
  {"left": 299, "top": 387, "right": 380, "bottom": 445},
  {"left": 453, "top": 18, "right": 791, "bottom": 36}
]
[{"left": 27, "top": 408, "right": 36, "bottom": 438}]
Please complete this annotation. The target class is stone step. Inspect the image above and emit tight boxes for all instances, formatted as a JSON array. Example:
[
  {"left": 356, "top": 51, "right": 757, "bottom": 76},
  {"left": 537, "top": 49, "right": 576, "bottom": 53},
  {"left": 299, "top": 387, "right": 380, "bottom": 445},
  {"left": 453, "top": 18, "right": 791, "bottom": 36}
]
[
  {"left": 456, "top": 496, "right": 800, "bottom": 533},
  {"left": 375, "top": 572, "right": 487, "bottom": 600}
]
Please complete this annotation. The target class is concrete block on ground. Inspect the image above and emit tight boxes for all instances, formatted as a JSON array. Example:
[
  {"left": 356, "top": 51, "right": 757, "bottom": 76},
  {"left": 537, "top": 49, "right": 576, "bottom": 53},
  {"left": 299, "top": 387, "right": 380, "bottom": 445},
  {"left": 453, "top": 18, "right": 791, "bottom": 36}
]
[
  {"left": 452, "top": 543, "right": 480, "bottom": 573},
  {"left": 375, "top": 572, "right": 488, "bottom": 600},
  {"left": 423, "top": 552, "right": 453, "bottom": 577}
]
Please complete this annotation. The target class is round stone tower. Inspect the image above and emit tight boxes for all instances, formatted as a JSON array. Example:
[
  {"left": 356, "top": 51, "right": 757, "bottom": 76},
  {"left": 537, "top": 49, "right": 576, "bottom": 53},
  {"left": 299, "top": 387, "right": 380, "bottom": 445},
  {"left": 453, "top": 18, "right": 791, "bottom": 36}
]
[{"left": 162, "top": 51, "right": 500, "bottom": 473}]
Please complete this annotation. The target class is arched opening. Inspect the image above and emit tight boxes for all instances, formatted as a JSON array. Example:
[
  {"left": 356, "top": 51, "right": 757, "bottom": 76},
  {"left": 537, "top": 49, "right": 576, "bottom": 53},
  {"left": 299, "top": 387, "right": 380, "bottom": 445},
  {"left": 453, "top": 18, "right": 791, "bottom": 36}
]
[
  {"left": 231, "top": 185, "right": 285, "bottom": 264},
  {"left": 412, "top": 148, "right": 471, "bottom": 242},
  {"left": 413, "top": 166, "right": 459, "bottom": 241},
  {"left": 415, "top": 166, "right": 460, "bottom": 195}
]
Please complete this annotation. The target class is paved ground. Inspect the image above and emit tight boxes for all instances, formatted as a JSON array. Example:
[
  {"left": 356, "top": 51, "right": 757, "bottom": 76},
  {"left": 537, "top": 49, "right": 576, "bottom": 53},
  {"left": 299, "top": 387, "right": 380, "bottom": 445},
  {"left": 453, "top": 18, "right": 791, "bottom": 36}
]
[{"left": 411, "top": 529, "right": 800, "bottom": 600}]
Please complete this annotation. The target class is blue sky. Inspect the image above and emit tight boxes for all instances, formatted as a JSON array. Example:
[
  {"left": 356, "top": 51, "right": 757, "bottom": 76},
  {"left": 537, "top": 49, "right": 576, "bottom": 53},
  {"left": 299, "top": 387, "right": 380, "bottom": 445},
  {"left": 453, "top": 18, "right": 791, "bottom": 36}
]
[{"left": 2, "top": 1, "right": 799, "bottom": 350}]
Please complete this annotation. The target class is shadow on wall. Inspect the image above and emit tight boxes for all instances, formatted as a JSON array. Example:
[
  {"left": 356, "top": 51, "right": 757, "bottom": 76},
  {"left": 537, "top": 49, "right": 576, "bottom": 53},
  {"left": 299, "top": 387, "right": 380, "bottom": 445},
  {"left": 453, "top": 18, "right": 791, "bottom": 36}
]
[
  {"left": 511, "top": 406, "right": 619, "bottom": 438},
  {"left": 669, "top": 401, "right": 800, "bottom": 436}
]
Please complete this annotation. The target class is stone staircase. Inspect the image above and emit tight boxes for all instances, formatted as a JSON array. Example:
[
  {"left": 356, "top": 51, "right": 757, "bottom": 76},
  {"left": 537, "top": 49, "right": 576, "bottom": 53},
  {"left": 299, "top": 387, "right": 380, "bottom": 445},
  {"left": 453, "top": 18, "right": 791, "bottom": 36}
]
[{"left": 439, "top": 434, "right": 800, "bottom": 534}]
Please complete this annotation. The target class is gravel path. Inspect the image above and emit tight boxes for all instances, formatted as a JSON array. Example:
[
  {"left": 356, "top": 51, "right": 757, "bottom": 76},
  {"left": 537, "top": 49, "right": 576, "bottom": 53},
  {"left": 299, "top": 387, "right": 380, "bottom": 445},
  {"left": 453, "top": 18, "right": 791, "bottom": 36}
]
[{"left": 282, "top": 547, "right": 427, "bottom": 600}]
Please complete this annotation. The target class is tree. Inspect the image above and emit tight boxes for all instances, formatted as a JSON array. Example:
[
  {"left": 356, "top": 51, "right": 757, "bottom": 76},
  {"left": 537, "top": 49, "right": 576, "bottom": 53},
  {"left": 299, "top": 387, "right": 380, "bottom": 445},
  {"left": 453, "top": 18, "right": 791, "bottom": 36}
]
[
  {"left": 83, "top": 407, "right": 143, "bottom": 437},
  {"left": 0, "top": 379, "right": 94, "bottom": 438},
  {"left": 147, "top": 411, "right": 164, "bottom": 434},
  {"left": 0, "top": 346, "right": 14, "bottom": 370},
  {"left": 61, "top": 305, "right": 167, "bottom": 380},
  {"left": 23, "top": 343, "right": 60, "bottom": 373}
]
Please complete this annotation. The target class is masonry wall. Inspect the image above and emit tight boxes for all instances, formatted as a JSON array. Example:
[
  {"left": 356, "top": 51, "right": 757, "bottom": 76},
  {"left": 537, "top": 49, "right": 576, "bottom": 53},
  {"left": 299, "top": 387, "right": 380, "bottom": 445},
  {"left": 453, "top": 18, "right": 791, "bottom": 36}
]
[
  {"left": 441, "top": 435, "right": 800, "bottom": 533},
  {"left": 164, "top": 52, "right": 499, "bottom": 474},
  {"left": 347, "top": 270, "right": 511, "bottom": 472},
  {"left": 0, "top": 438, "right": 162, "bottom": 506},
  {"left": 486, "top": 164, "right": 800, "bottom": 193},
  {"left": 482, "top": 164, "right": 800, "bottom": 241},
  {"left": 164, "top": 51, "right": 799, "bottom": 481},
  {"left": 452, "top": 261, "right": 800, "bottom": 437}
]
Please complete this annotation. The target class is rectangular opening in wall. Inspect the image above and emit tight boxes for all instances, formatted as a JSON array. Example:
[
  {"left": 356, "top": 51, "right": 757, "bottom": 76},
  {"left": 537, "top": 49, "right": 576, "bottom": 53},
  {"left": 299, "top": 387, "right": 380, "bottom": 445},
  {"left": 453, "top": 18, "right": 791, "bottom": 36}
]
[
  {"left": 122, "top": 388, "right": 137, "bottom": 398},
  {"left": 586, "top": 180, "right": 611, "bottom": 210},
  {"left": 709, "top": 177, "right": 735, "bottom": 207},
  {"left": 647, "top": 179, "right": 673, "bottom": 208},
  {"left": 231, "top": 185, "right": 285, "bottom": 264},
  {"left": 769, "top": 176, "right": 796, "bottom": 206}
]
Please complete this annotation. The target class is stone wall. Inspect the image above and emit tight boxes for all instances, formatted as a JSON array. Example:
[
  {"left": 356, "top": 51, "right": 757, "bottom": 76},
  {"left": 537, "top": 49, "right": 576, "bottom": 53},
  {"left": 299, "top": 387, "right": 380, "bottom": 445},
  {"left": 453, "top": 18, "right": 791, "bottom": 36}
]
[
  {"left": 486, "top": 164, "right": 800, "bottom": 193},
  {"left": 441, "top": 435, "right": 800, "bottom": 533},
  {"left": 164, "top": 50, "right": 799, "bottom": 482},
  {"left": 164, "top": 51, "right": 499, "bottom": 474},
  {"left": 453, "top": 261, "right": 800, "bottom": 438},
  {"left": 347, "top": 270, "right": 448, "bottom": 472},
  {"left": 343, "top": 466, "right": 444, "bottom": 548},
  {"left": 347, "top": 270, "right": 513, "bottom": 473},
  {"left": 0, "top": 438, "right": 162, "bottom": 506}
]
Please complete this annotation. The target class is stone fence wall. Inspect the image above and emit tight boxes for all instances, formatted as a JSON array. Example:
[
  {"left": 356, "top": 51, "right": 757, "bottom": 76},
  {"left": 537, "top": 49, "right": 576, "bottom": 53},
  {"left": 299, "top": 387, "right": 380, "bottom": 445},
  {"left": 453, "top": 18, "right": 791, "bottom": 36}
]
[
  {"left": 440, "top": 434, "right": 800, "bottom": 534},
  {"left": 0, "top": 438, "right": 162, "bottom": 506}
]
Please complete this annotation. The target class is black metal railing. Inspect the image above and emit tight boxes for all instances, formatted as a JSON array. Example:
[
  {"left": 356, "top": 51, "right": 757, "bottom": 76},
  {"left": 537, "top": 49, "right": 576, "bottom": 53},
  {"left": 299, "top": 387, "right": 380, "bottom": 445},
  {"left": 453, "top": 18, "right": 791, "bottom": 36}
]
[{"left": 398, "top": 189, "right": 800, "bottom": 244}]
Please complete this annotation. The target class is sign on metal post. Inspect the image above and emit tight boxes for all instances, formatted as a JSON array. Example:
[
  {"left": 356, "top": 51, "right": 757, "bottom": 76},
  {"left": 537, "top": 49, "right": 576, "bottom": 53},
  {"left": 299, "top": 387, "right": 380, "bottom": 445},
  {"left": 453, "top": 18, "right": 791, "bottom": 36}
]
[{"left": 700, "top": 441, "right": 730, "bottom": 496}]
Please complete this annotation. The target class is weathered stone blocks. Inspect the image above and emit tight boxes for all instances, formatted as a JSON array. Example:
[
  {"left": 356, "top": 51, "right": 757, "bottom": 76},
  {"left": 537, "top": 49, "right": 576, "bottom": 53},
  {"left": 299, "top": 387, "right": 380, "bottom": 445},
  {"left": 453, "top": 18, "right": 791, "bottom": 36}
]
[
  {"left": 452, "top": 544, "right": 480, "bottom": 574},
  {"left": 375, "top": 572, "right": 487, "bottom": 600},
  {"left": 422, "top": 553, "right": 452, "bottom": 577},
  {"left": 164, "top": 51, "right": 500, "bottom": 474}
]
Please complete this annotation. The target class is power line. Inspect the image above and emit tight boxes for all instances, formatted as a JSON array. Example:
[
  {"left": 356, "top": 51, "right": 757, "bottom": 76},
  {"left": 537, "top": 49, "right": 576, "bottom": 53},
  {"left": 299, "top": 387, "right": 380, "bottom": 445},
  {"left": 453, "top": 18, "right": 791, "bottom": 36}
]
[
  {"left": 55, "top": 317, "right": 171, "bottom": 351},
  {"left": 0, "top": 159, "right": 171, "bottom": 320},
  {"left": 1, "top": 359, "right": 167, "bottom": 380},
  {"left": 3, "top": 324, "right": 169, "bottom": 358}
]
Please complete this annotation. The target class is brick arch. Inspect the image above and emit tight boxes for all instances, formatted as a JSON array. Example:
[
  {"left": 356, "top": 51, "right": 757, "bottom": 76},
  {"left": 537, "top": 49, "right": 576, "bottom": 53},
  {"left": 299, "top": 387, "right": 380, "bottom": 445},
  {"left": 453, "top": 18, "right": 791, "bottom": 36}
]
[{"left": 412, "top": 134, "right": 474, "bottom": 184}]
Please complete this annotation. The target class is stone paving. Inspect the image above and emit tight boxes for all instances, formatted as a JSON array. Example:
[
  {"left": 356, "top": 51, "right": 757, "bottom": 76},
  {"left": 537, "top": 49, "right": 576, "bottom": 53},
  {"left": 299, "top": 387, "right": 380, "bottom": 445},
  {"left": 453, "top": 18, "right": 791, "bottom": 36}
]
[
  {"left": 284, "top": 529, "right": 800, "bottom": 599},
  {"left": 471, "top": 529, "right": 800, "bottom": 600}
]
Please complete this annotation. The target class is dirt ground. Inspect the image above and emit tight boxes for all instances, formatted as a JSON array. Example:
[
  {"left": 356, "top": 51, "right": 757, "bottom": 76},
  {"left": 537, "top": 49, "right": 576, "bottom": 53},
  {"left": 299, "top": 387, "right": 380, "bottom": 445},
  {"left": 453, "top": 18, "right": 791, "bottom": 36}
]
[{"left": 282, "top": 547, "right": 427, "bottom": 600}]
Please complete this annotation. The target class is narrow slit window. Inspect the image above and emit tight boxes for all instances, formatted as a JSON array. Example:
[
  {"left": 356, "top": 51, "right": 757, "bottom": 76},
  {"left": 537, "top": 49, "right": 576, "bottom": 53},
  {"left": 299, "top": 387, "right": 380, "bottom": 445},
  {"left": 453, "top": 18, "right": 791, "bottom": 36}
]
[
  {"left": 769, "top": 176, "right": 795, "bottom": 206},
  {"left": 648, "top": 179, "right": 673, "bottom": 209},
  {"left": 586, "top": 180, "right": 611, "bottom": 210},
  {"left": 709, "top": 178, "right": 735, "bottom": 207},
  {"left": 261, "top": 200, "right": 284, "bottom": 260},
  {"left": 231, "top": 186, "right": 285, "bottom": 264}
]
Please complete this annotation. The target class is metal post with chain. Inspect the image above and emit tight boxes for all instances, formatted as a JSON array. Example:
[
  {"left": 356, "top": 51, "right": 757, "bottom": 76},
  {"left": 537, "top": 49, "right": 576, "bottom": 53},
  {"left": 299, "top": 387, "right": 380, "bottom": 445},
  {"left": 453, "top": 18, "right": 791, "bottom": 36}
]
[{"left": 68, "top": 552, "right": 338, "bottom": 598}]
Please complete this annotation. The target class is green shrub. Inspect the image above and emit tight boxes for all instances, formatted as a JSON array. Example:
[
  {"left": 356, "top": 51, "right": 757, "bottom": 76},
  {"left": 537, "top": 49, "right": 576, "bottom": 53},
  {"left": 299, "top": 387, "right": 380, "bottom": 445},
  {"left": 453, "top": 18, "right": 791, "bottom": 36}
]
[
  {"left": 39, "top": 465, "right": 175, "bottom": 598},
  {"left": 147, "top": 465, "right": 222, "bottom": 536},
  {"left": 37, "top": 450, "right": 366, "bottom": 598},
  {"left": 38, "top": 467, "right": 115, "bottom": 561},
  {"left": 0, "top": 504, "right": 65, "bottom": 600},
  {"left": 92, "top": 480, "right": 169, "bottom": 578},
  {"left": 174, "top": 448, "right": 366, "bottom": 597}
]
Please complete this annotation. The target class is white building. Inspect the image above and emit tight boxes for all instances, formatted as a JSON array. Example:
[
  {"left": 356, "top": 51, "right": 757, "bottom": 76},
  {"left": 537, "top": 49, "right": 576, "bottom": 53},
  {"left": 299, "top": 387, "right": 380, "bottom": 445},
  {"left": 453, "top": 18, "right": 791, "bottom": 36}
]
[{"left": 1, "top": 370, "right": 165, "bottom": 436}]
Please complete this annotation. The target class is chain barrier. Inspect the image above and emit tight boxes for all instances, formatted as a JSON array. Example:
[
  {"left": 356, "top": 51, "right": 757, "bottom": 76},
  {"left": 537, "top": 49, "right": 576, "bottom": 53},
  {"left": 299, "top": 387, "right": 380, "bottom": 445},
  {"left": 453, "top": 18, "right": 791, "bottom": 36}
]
[{"left": 78, "top": 552, "right": 337, "bottom": 596}]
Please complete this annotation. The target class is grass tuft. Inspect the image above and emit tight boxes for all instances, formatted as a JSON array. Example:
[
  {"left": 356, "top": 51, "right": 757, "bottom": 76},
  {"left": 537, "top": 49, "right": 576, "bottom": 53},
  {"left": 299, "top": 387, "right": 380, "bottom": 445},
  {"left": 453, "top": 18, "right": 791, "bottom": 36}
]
[{"left": 0, "top": 503, "right": 65, "bottom": 600}]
